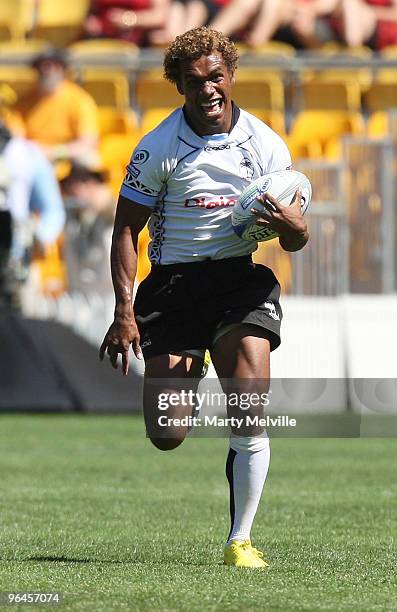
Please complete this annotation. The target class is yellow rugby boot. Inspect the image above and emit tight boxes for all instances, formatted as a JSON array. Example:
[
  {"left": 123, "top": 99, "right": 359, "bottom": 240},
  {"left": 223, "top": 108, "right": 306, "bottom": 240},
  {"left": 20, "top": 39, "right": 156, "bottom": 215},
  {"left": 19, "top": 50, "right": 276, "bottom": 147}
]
[
  {"left": 201, "top": 349, "right": 211, "bottom": 378},
  {"left": 224, "top": 540, "right": 269, "bottom": 568}
]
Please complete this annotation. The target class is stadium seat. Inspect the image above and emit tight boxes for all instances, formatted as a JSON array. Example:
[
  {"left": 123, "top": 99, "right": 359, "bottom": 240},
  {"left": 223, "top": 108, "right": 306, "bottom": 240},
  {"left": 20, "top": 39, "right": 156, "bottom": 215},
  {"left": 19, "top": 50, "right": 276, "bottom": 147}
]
[
  {"left": 246, "top": 108, "right": 285, "bottom": 136},
  {"left": 33, "top": 240, "right": 68, "bottom": 297},
  {"left": 365, "top": 82, "right": 397, "bottom": 112},
  {"left": 0, "top": 66, "right": 37, "bottom": 99},
  {"left": 233, "top": 70, "right": 285, "bottom": 113},
  {"left": 32, "top": 0, "right": 90, "bottom": 46},
  {"left": 317, "top": 43, "right": 373, "bottom": 58},
  {"left": 136, "top": 70, "right": 184, "bottom": 111},
  {"left": 98, "top": 108, "right": 138, "bottom": 137},
  {"left": 302, "top": 67, "right": 372, "bottom": 92},
  {"left": 99, "top": 132, "right": 140, "bottom": 195},
  {"left": 68, "top": 39, "right": 139, "bottom": 65},
  {"left": 374, "top": 46, "right": 397, "bottom": 83},
  {"left": 368, "top": 109, "right": 397, "bottom": 139},
  {"left": 0, "top": 0, "right": 34, "bottom": 41},
  {"left": 367, "top": 111, "right": 389, "bottom": 137},
  {"left": 301, "top": 80, "right": 362, "bottom": 111},
  {"left": 253, "top": 241, "right": 292, "bottom": 293},
  {"left": 287, "top": 110, "right": 365, "bottom": 160},
  {"left": 77, "top": 69, "right": 131, "bottom": 109},
  {"left": 380, "top": 44, "right": 397, "bottom": 58},
  {"left": 0, "top": 39, "right": 49, "bottom": 60},
  {"left": 140, "top": 108, "right": 175, "bottom": 134},
  {"left": 248, "top": 41, "right": 296, "bottom": 58}
]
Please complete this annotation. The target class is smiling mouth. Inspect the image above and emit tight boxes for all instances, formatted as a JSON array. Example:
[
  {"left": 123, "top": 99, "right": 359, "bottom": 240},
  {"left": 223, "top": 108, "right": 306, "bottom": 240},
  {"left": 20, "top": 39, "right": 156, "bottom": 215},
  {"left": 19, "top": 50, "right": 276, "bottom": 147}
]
[{"left": 200, "top": 98, "right": 223, "bottom": 117}]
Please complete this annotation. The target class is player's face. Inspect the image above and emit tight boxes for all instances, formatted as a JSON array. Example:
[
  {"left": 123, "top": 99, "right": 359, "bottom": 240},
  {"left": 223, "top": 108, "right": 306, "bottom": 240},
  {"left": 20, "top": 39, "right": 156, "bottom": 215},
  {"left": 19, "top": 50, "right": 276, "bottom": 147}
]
[{"left": 177, "top": 52, "right": 235, "bottom": 136}]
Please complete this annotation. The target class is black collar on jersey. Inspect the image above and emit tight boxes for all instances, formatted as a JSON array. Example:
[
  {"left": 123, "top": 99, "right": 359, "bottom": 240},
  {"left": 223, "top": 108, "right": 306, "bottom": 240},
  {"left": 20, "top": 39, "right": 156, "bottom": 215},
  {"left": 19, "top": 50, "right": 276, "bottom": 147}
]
[{"left": 182, "top": 102, "right": 241, "bottom": 137}]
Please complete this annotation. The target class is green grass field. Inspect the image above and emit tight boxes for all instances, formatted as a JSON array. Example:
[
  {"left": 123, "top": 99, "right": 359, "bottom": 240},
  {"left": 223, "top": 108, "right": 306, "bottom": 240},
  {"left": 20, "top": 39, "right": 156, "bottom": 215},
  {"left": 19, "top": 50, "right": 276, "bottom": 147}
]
[{"left": 0, "top": 415, "right": 396, "bottom": 612}]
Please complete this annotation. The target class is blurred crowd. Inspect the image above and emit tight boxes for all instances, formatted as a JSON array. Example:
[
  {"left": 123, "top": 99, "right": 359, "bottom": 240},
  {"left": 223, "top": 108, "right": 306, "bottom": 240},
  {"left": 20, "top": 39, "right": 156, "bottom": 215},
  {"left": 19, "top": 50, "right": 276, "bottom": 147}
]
[
  {"left": 1, "top": 0, "right": 397, "bottom": 309},
  {"left": 82, "top": 0, "right": 397, "bottom": 50},
  {"left": 0, "top": 45, "right": 114, "bottom": 308},
  {"left": 1, "top": 0, "right": 397, "bottom": 50}
]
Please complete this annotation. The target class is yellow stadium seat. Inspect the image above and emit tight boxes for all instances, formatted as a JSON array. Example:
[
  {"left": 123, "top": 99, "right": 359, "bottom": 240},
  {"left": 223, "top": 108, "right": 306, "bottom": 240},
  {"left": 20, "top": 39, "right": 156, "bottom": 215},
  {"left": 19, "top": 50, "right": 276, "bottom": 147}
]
[
  {"left": 367, "top": 111, "right": 389, "bottom": 137},
  {"left": 136, "top": 70, "right": 183, "bottom": 111},
  {"left": 98, "top": 108, "right": 138, "bottom": 137},
  {"left": 246, "top": 108, "right": 285, "bottom": 136},
  {"left": 287, "top": 110, "right": 365, "bottom": 159},
  {"left": 33, "top": 240, "right": 67, "bottom": 297},
  {"left": 137, "top": 227, "right": 151, "bottom": 283},
  {"left": 380, "top": 45, "right": 397, "bottom": 58},
  {"left": 301, "top": 80, "right": 362, "bottom": 111},
  {"left": 32, "top": 0, "right": 91, "bottom": 46},
  {"left": 248, "top": 41, "right": 296, "bottom": 57},
  {"left": 317, "top": 43, "right": 373, "bottom": 58},
  {"left": 365, "top": 82, "right": 397, "bottom": 112},
  {"left": 0, "top": 66, "right": 37, "bottom": 99},
  {"left": 140, "top": 108, "right": 174, "bottom": 134},
  {"left": 302, "top": 67, "right": 372, "bottom": 92},
  {"left": 78, "top": 69, "right": 131, "bottom": 108},
  {"left": 68, "top": 38, "right": 139, "bottom": 62},
  {"left": 0, "top": 39, "right": 49, "bottom": 59},
  {"left": 253, "top": 241, "right": 292, "bottom": 293},
  {"left": 0, "top": 0, "right": 34, "bottom": 41},
  {"left": 233, "top": 70, "right": 285, "bottom": 112},
  {"left": 373, "top": 45, "right": 397, "bottom": 82},
  {"left": 323, "top": 137, "right": 343, "bottom": 161},
  {"left": 99, "top": 132, "right": 140, "bottom": 195}
]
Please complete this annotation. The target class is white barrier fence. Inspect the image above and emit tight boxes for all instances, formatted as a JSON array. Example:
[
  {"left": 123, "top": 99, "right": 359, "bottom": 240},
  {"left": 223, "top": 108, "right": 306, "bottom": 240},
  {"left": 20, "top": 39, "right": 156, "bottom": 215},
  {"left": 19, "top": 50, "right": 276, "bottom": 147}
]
[{"left": 24, "top": 292, "right": 397, "bottom": 414}]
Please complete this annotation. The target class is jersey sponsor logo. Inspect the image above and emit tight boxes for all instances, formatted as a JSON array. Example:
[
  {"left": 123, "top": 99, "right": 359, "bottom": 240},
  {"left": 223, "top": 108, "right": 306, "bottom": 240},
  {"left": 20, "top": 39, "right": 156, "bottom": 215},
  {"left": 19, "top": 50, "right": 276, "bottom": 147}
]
[
  {"left": 240, "top": 157, "right": 254, "bottom": 180},
  {"left": 204, "top": 144, "right": 231, "bottom": 152},
  {"left": 133, "top": 149, "right": 150, "bottom": 164},
  {"left": 128, "top": 164, "right": 141, "bottom": 179},
  {"left": 184, "top": 196, "right": 236, "bottom": 209}
]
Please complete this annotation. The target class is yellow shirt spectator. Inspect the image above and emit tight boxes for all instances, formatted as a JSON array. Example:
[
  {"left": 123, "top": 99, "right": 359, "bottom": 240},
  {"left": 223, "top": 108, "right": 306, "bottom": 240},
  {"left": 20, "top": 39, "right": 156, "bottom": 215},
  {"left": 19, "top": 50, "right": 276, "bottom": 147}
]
[
  {"left": 15, "top": 47, "right": 99, "bottom": 167},
  {"left": 17, "top": 80, "right": 99, "bottom": 147}
]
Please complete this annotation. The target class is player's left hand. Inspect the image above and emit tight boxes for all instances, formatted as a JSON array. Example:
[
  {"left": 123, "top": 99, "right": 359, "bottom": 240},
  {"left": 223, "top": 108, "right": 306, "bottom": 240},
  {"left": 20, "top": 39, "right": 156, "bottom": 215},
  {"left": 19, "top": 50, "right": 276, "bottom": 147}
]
[{"left": 251, "top": 189, "right": 307, "bottom": 237}]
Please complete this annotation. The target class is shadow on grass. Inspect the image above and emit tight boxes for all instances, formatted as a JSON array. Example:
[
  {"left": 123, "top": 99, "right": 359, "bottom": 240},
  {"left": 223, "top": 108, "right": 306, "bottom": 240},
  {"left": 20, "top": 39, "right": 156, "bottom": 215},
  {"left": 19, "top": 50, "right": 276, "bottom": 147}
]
[
  {"left": 1, "top": 555, "right": 216, "bottom": 567},
  {"left": 27, "top": 556, "right": 124, "bottom": 563}
]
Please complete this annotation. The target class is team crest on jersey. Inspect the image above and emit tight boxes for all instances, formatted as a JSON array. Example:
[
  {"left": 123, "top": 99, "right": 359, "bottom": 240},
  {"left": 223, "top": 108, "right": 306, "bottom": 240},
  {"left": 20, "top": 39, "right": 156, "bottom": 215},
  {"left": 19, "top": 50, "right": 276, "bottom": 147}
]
[
  {"left": 133, "top": 149, "right": 150, "bottom": 164},
  {"left": 240, "top": 158, "right": 254, "bottom": 180}
]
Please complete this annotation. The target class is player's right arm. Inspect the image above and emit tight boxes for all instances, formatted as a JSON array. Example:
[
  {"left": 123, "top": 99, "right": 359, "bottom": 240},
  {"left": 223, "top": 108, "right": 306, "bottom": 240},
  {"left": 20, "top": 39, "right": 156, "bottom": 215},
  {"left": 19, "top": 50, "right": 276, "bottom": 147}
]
[{"left": 99, "top": 195, "right": 151, "bottom": 375}]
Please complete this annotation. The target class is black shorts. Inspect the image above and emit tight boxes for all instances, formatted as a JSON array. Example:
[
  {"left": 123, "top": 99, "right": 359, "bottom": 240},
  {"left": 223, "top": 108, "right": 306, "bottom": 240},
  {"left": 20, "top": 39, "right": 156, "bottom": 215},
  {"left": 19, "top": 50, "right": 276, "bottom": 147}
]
[{"left": 134, "top": 256, "right": 282, "bottom": 360}]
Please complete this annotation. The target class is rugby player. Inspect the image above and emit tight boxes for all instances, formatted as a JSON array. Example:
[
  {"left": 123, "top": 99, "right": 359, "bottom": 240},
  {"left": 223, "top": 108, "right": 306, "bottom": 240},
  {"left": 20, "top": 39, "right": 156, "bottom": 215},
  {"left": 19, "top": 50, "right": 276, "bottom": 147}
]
[{"left": 100, "top": 27, "right": 308, "bottom": 568}]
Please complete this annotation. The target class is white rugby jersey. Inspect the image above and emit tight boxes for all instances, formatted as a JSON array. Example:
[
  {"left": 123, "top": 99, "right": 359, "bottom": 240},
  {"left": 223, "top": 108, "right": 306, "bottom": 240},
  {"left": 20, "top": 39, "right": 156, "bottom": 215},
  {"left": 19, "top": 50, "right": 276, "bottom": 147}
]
[{"left": 120, "top": 105, "right": 291, "bottom": 264}]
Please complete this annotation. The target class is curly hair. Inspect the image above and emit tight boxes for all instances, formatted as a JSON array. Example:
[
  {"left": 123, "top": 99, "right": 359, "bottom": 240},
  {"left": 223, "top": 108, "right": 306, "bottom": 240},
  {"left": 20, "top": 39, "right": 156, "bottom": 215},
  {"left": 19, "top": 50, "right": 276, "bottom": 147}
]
[{"left": 163, "top": 27, "right": 239, "bottom": 84}]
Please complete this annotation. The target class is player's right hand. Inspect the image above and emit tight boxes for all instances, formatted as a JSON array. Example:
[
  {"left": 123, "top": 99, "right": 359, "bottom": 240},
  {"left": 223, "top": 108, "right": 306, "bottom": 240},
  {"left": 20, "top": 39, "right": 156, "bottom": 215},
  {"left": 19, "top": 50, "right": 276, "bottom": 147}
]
[{"left": 99, "top": 317, "right": 143, "bottom": 376}]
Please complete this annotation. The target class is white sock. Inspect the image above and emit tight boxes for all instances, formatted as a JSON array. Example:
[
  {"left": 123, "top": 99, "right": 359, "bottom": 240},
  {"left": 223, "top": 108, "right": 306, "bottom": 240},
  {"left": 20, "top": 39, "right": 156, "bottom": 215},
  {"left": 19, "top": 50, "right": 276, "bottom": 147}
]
[{"left": 226, "top": 434, "right": 270, "bottom": 543}]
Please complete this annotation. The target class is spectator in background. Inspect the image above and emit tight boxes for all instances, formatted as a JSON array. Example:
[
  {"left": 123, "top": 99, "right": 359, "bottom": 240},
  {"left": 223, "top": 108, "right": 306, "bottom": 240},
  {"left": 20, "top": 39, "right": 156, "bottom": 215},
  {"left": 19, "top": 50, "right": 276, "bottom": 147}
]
[
  {"left": 210, "top": 0, "right": 336, "bottom": 49},
  {"left": 0, "top": 120, "right": 65, "bottom": 309},
  {"left": 60, "top": 165, "right": 115, "bottom": 295},
  {"left": 210, "top": 0, "right": 295, "bottom": 47},
  {"left": 149, "top": 0, "right": 217, "bottom": 45},
  {"left": 328, "top": 0, "right": 397, "bottom": 49},
  {"left": 84, "top": 0, "right": 169, "bottom": 47},
  {"left": 15, "top": 48, "right": 99, "bottom": 167}
]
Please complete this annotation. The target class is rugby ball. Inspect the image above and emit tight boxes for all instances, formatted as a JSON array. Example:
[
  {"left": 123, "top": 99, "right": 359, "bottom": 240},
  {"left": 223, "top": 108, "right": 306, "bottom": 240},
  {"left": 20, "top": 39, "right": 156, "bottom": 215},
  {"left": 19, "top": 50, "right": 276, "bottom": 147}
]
[{"left": 232, "top": 170, "right": 312, "bottom": 242}]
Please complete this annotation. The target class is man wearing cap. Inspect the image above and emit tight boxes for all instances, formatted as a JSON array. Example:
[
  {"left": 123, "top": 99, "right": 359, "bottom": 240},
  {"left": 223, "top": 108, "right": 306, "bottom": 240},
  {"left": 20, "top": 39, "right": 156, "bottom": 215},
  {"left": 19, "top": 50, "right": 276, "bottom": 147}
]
[{"left": 15, "top": 48, "right": 99, "bottom": 167}]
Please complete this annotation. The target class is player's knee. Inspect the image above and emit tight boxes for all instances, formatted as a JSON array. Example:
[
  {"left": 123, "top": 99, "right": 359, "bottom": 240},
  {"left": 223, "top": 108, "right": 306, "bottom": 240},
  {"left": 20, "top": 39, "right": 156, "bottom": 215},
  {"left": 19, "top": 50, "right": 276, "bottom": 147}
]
[{"left": 149, "top": 436, "right": 185, "bottom": 451}]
